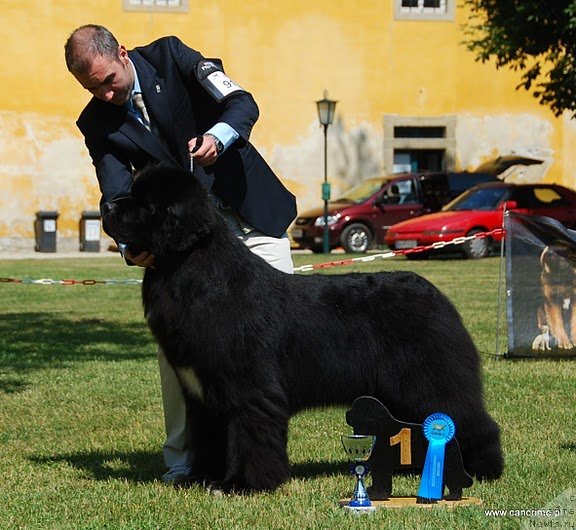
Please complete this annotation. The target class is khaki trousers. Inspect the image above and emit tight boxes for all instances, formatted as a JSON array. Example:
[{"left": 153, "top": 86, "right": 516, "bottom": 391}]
[{"left": 158, "top": 205, "right": 293, "bottom": 468}]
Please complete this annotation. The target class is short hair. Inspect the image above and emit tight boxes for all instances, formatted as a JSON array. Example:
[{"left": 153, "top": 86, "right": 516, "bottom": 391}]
[{"left": 64, "top": 24, "right": 120, "bottom": 75}]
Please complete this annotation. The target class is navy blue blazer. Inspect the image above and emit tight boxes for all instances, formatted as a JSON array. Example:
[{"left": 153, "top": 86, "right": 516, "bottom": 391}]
[{"left": 77, "top": 36, "right": 297, "bottom": 238}]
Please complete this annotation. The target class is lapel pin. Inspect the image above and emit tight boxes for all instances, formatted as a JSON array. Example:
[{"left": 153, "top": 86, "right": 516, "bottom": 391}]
[{"left": 156, "top": 84, "right": 161, "bottom": 93}]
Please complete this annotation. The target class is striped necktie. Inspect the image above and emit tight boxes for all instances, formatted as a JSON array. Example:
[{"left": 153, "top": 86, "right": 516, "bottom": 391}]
[{"left": 131, "top": 92, "right": 151, "bottom": 131}]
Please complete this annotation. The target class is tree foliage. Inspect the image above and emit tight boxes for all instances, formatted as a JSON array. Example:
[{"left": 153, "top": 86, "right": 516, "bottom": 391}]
[{"left": 463, "top": 0, "right": 576, "bottom": 116}]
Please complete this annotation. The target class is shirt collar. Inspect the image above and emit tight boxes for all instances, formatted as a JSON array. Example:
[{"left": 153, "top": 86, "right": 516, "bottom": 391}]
[
  {"left": 130, "top": 59, "right": 142, "bottom": 94},
  {"left": 127, "top": 59, "right": 142, "bottom": 111}
]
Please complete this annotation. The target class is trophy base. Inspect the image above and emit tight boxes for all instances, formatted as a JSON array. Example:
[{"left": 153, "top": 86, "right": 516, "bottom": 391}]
[
  {"left": 339, "top": 496, "right": 482, "bottom": 510},
  {"left": 342, "top": 504, "right": 377, "bottom": 513}
]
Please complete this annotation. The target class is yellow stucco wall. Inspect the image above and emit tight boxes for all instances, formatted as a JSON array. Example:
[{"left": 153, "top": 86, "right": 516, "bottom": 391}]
[{"left": 1, "top": 0, "right": 574, "bottom": 248}]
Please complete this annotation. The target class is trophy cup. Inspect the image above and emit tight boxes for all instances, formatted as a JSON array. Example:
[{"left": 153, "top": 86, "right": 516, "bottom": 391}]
[{"left": 341, "top": 434, "right": 377, "bottom": 512}]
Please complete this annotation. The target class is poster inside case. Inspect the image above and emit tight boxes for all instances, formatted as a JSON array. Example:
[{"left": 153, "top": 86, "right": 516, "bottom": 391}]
[{"left": 505, "top": 211, "right": 576, "bottom": 357}]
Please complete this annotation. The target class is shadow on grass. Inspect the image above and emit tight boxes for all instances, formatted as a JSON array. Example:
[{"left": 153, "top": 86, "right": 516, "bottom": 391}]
[
  {"left": 31, "top": 449, "right": 164, "bottom": 483},
  {"left": 291, "top": 460, "right": 345, "bottom": 480},
  {"left": 0, "top": 312, "right": 152, "bottom": 394},
  {"left": 30, "top": 449, "right": 346, "bottom": 485}
]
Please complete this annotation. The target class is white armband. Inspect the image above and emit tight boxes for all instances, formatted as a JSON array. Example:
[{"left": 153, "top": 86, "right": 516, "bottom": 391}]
[{"left": 194, "top": 59, "right": 246, "bottom": 102}]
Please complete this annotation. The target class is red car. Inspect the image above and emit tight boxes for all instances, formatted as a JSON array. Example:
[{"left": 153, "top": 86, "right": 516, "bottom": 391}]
[{"left": 385, "top": 182, "right": 576, "bottom": 259}]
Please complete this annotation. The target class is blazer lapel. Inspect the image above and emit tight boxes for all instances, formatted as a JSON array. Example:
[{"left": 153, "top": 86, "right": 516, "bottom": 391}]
[
  {"left": 119, "top": 114, "right": 175, "bottom": 164},
  {"left": 123, "top": 51, "right": 179, "bottom": 166},
  {"left": 130, "top": 55, "right": 178, "bottom": 140}
]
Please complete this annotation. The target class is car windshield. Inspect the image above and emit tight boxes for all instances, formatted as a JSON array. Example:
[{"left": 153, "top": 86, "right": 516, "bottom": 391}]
[
  {"left": 443, "top": 187, "right": 509, "bottom": 211},
  {"left": 334, "top": 178, "right": 387, "bottom": 203}
]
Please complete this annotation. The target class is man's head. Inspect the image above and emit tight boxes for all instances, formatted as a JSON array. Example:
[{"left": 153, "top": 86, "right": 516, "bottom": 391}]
[{"left": 65, "top": 24, "right": 134, "bottom": 106}]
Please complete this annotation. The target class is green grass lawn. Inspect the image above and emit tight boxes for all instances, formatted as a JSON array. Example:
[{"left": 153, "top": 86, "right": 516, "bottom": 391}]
[{"left": 0, "top": 254, "right": 574, "bottom": 529}]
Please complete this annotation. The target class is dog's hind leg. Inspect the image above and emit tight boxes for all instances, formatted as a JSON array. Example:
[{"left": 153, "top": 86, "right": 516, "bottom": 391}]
[{"left": 450, "top": 410, "right": 503, "bottom": 482}]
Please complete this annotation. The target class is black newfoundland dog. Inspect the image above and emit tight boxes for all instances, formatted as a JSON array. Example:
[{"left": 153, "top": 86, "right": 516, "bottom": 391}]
[{"left": 101, "top": 164, "right": 503, "bottom": 493}]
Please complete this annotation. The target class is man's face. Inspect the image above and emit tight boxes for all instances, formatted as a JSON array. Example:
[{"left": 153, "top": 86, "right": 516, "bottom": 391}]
[{"left": 74, "top": 46, "right": 134, "bottom": 106}]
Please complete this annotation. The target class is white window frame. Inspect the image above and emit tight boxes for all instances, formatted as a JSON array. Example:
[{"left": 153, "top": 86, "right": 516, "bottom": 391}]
[
  {"left": 395, "top": 0, "right": 454, "bottom": 21},
  {"left": 383, "top": 115, "right": 457, "bottom": 174},
  {"left": 123, "top": 0, "right": 189, "bottom": 12}
]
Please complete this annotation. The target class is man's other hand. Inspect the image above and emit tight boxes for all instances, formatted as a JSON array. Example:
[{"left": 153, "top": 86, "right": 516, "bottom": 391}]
[{"left": 125, "top": 249, "right": 156, "bottom": 268}]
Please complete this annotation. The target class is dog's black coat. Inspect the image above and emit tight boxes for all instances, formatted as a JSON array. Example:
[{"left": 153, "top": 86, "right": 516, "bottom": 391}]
[{"left": 102, "top": 164, "right": 503, "bottom": 493}]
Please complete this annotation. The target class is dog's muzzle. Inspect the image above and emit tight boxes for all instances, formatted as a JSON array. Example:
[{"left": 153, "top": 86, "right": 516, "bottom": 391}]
[{"left": 101, "top": 202, "right": 116, "bottom": 216}]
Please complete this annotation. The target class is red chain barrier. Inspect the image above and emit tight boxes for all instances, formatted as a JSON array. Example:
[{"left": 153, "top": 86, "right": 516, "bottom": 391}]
[{"left": 0, "top": 228, "right": 505, "bottom": 281}]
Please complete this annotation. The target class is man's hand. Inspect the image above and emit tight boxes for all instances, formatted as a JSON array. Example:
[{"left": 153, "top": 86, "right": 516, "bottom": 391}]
[
  {"left": 125, "top": 249, "right": 156, "bottom": 268},
  {"left": 188, "top": 135, "right": 220, "bottom": 167}
]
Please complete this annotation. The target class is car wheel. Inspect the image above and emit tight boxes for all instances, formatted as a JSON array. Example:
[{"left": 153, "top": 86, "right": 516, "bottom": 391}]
[
  {"left": 462, "top": 229, "right": 490, "bottom": 259},
  {"left": 341, "top": 223, "right": 372, "bottom": 253}
]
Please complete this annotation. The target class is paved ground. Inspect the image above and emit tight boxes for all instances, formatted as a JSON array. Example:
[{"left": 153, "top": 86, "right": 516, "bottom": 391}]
[
  {"left": 0, "top": 248, "right": 315, "bottom": 260},
  {"left": 0, "top": 251, "right": 116, "bottom": 260}
]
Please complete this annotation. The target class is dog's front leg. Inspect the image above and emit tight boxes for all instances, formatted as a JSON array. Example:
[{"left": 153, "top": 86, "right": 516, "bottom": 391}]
[
  {"left": 215, "top": 399, "right": 291, "bottom": 493},
  {"left": 545, "top": 302, "right": 573, "bottom": 349},
  {"left": 184, "top": 401, "right": 227, "bottom": 484}
]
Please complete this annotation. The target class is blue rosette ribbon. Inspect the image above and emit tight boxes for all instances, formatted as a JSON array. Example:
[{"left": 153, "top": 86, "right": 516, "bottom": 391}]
[{"left": 417, "top": 412, "right": 455, "bottom": 501}]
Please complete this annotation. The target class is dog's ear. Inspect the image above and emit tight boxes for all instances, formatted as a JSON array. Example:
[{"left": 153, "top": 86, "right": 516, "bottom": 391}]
[
  {"left": 131, "top": 163, "right": 216, "bottom": 255},
  {"left": 151, "top": 200, "right": 214, "bottom": 254}
]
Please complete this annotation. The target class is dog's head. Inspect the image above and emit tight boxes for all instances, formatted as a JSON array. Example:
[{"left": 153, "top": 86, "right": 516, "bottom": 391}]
[
  {"left": 540, "top": 243, "right": 576, "bottom": 277},
  {"left": 101, "top": 164, "right": 216, "bottom": 256}
]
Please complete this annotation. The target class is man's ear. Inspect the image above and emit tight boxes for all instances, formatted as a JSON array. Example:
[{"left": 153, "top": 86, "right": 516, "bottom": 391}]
[{"left": 118, "top": 45, "right": 130, "bottom": 66}]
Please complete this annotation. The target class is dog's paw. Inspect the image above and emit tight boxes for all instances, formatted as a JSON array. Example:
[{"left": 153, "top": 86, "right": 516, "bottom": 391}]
[
  {"left": 557, "top": 338, "right": 574, "bottom": 349},
  {"left": 207, "top": 481, "right": 225, "bottom": 495},
  {"left": 207, "top": 480, "right": 238, "bottom": 496},
  {"left": 467, "top": 444, "right": 504, "bottom": 482}
]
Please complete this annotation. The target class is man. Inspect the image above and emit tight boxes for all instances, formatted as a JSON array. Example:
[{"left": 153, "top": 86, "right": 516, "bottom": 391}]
[{"left": 64, "top": 25, "right": 297, "bottom": 485}]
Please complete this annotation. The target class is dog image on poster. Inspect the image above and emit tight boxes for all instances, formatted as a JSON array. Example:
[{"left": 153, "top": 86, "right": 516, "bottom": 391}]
[
  {"left": 531, "top": 323, "right": 552, "bottom": 351},
  {"left": 101, "top": 164, "right": 504, "bottom": 493},
  {"left": 537, "top": 244, "right": 576, "bottom": 350}
]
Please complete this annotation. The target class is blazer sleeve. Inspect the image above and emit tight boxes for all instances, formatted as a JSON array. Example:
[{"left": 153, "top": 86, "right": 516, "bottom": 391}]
[
  {"left": 165, "top": 36, "right": 260, "bottom": 142},
  {"left": 77, "top": 107, "right": 134, "bottom": 205}
]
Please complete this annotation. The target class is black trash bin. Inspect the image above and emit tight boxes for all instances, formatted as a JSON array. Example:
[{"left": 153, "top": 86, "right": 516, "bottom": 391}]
[
  {"left": 34, "top": 211, "right": 59, "bottom": 252},
  {"left": 79, "top": 210, "right": 101, "bottom": 252}
]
